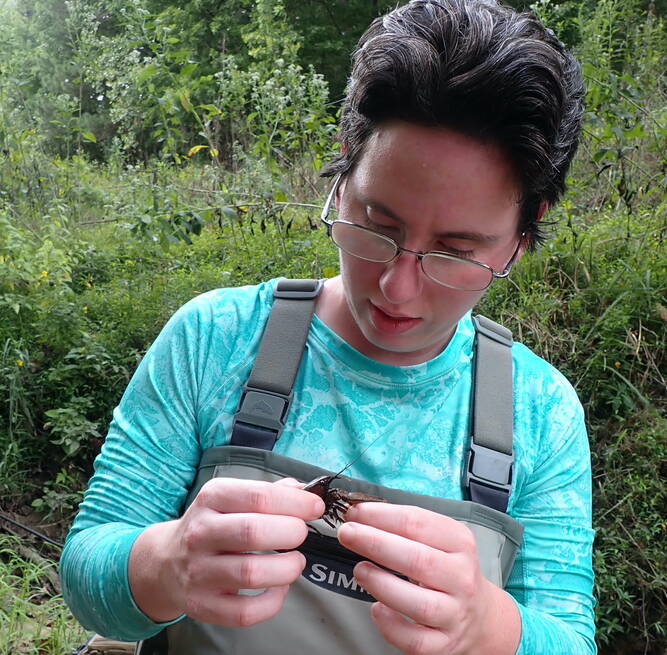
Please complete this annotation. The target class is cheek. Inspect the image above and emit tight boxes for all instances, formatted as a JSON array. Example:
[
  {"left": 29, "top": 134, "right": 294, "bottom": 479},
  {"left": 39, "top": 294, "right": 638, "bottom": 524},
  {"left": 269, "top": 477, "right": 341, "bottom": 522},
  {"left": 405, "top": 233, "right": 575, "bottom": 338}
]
[
  {"left": 428, "top": 287, "right": 485, "bottom": 322},
  {"left": 340, "top": 253, "right": 380, "bottom": 287}
]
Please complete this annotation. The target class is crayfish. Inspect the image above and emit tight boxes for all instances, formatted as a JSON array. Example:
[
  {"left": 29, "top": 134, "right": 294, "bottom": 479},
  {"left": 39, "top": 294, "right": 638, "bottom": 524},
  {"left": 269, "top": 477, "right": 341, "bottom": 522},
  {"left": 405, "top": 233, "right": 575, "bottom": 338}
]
[
  {"left": 304, "top": 474, "right": 386, "bottom": 528},
  {"left": 302, "top": 427, "right": 392, "bottom": 528}
]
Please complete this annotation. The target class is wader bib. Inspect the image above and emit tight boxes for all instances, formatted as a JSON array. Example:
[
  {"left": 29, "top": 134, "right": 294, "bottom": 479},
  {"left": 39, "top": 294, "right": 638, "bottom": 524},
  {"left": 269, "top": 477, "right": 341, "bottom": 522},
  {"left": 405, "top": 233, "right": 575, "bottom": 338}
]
[{"left": 137, "top": 280, "right": 524, "bottom": 655}]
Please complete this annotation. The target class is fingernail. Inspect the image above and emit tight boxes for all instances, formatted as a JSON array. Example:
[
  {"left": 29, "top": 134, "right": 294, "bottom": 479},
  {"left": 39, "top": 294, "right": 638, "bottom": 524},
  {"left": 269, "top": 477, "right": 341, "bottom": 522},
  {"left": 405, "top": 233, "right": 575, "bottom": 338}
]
[
  {"left": 345, "top": 505, "right": 359, "bottom": 520},
  {"left": 275, "top": 477, "right": 301, "bottom": 487},
  {"left": 338, "top": 522, "right": 358, "bottom": 541}
]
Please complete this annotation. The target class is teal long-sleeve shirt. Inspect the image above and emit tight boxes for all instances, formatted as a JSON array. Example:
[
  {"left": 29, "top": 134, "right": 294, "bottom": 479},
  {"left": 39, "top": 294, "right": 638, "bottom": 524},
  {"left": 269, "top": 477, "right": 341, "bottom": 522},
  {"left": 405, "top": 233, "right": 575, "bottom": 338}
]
[{"left": 61, "top": 279, "right": 596, "bottom": 653}]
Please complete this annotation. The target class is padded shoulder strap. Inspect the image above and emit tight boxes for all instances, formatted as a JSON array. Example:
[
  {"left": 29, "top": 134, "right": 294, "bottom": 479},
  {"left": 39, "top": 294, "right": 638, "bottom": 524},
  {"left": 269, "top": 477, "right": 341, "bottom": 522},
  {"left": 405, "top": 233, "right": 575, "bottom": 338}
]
[
  {"left": 466, "top": 315, "right": 515, "bottom": 513},
  {"left": 230, "top": 279, "right": 323, "bottom": 450}
]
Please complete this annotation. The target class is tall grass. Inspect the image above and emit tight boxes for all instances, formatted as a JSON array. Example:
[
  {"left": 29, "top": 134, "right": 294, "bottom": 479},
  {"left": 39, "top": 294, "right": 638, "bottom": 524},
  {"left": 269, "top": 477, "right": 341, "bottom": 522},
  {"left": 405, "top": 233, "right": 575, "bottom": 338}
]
[{"left": 0, "top": 535, "right": 87, "bottom": 654}]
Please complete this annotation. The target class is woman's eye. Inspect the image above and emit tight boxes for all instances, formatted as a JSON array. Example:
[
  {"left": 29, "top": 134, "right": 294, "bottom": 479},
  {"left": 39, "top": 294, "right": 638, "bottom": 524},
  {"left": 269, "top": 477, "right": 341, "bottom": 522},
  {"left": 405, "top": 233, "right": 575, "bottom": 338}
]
[
  {"left": 439, "top": 244, "right": 475, "bottom": 259},
  {"left": 365, "top": 217, "right": 399, "bottom": 235}
]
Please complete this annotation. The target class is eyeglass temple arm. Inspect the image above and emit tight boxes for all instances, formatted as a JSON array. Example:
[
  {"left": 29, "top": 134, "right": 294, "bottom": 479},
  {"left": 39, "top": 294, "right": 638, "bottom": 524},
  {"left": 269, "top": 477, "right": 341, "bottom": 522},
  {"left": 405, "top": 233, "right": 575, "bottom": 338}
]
[
  {"left": 494, "top": 233, "right": 526, "bottom": 279},
  {"left": 320, "top": 174, "right": 342, "bottom": 228}
]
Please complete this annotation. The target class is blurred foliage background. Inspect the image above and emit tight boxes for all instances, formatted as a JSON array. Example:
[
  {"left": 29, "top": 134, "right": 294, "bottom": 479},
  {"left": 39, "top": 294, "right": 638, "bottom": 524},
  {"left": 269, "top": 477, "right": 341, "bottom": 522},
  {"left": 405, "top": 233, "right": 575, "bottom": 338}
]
[{"left": 0, "top": 0, "right": 665, "bottom": 652}]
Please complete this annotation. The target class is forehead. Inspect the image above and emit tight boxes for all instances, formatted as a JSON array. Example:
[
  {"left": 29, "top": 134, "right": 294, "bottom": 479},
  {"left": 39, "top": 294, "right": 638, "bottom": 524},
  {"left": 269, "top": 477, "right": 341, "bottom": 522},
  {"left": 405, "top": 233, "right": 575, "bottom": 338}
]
[{"left": 348, "top": 121, "right": 521, "bottom": 230}]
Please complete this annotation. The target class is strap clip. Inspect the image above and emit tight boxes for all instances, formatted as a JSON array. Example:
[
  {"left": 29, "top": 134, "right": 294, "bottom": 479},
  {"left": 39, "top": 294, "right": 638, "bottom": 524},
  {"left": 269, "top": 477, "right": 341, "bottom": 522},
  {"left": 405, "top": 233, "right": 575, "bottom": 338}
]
[
  {"left": 273, "top": 279, "right": 323, "bottom": 300},
  {"left": 472, "top": 315, "right": 513, "bottom": 347},
  {"left": 466, "top": 441, "right": 514, "bottom": 512},
  {"left": 234, "top": 386, "right": 292, "bottom": 434}
]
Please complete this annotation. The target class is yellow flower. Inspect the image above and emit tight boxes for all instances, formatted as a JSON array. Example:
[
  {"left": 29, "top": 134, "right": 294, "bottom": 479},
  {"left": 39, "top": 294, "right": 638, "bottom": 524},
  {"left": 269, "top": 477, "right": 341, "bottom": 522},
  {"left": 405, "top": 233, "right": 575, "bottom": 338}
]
[{"left": 16, "top": 360, "right": 24, "bottom": 367}]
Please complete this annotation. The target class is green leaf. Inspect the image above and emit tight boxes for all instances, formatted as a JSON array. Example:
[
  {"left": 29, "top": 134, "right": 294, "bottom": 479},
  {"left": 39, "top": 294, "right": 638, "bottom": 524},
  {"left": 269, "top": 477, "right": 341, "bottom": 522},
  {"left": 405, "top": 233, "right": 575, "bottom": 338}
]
[
  {"left": 137, "top": 64, "right": 159, "bottom": 84},
  {"left": 82, "top": 132, "right": 97, "bottom": 143},
  {"left": 593, "top": 148, "right": 611, "bottom": 163},
  {"left": 624, "top": 124, "right": 646, "bottom": 140},
  {"left": 180, "top": 63, "right": 198, "bottom": 78},
  {"left": 178, "top": 90, "right": 193, "bottom": 113}
]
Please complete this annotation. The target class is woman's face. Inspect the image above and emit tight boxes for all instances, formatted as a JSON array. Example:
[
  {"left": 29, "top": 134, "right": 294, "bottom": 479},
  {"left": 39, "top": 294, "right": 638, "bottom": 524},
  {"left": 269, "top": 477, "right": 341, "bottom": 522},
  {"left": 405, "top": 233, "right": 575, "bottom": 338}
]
[{"left": 330, "top": 121, "right": 524, "bottom": 366}]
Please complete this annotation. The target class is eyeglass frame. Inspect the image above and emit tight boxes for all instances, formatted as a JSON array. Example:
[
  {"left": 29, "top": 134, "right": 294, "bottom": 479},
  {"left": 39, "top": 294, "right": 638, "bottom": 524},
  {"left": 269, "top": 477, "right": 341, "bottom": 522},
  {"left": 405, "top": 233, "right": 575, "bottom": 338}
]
[{"left": 319, "top": 173, "right": 525, "bottom": 292}]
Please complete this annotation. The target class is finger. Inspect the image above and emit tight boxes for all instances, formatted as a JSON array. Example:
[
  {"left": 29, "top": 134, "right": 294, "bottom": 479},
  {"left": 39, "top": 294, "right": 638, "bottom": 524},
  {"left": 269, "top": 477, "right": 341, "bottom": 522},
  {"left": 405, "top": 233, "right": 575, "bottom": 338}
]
[
  {"left": 195, "top": 478, "right": 324, "bottom": 520},
  {"left": 344, "top": 503, "right": 477, "bottom": 554},
  {"left": 185, "top": 584, "right": 290, "bottom": 627},
  {"left": 371, "top": 602, "right": 450, "bottom": 655},
  {"left": 274, "top": 477, "right": 303, "bottom": 488},
  {"left": 188, "top": 512, "right": 310, "bottom": 552},
  {"left": 339, "top": 521, "right": 466, "bottom": 591},
  {"left": 354, "top": 561, "right": 458, "bottom": 629},
  {"left": 189, "top": 551, "right": 306, "bottom": 592}
]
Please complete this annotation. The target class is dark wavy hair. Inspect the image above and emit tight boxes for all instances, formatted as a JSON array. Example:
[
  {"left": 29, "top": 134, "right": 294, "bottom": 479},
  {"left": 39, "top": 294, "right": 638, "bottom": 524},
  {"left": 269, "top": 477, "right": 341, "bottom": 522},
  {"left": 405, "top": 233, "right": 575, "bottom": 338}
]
[{"left": 324, "top": 0, "right": 585, "bottom": 248}]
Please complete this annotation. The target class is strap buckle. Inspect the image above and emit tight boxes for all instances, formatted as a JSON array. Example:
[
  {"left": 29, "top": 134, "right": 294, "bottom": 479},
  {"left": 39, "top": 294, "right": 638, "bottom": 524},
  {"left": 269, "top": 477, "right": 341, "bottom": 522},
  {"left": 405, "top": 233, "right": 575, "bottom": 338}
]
[
  {"left": 472, "top": 315, "right": 513, "bottom": 347},
  {"left": 465, "top": 441, "right": 514, "bottom": 513},
  {"left": 234, "top": 386, "right": 292, "bottom": 434},
  {"left": 273, "top": 279, "right": 323, "bottom": 300}
]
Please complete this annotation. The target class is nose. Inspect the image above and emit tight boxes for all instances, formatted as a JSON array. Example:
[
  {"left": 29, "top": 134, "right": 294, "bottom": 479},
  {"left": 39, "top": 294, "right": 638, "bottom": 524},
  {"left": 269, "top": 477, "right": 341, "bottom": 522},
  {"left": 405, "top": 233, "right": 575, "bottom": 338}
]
[{"left": 378, "top": 250, "right": 424, "bottom": 305}]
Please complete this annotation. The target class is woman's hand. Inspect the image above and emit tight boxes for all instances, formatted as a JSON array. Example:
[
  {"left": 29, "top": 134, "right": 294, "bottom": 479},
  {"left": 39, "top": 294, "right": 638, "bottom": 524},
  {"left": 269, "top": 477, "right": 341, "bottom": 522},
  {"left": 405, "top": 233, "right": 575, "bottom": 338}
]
[
  {"left": 338, "top": 503, "right": 521, "bottom": 655},
  {"left": 129, "top": 477, "right": 324, "bottom": 627}
]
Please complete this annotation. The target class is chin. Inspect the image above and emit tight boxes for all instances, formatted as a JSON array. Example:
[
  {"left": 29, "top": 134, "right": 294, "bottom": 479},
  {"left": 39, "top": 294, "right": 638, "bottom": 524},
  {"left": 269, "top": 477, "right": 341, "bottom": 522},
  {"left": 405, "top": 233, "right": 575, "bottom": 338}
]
[{"left": 363, "top": 328, "right": 438, "bottom": 358}]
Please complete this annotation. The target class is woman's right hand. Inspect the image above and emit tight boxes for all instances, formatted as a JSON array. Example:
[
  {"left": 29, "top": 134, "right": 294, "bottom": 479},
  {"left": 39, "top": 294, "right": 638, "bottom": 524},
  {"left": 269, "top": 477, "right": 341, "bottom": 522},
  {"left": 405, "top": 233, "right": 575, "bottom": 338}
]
[{"left": 129, "top": 477, "right": 325, "bottom": 627}]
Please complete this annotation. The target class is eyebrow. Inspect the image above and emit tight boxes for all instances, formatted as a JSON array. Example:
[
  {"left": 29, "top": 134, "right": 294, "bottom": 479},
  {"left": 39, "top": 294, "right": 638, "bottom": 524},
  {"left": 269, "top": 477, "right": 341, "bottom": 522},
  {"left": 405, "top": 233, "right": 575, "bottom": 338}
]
[{"left": 364, "top": 199, "right": 501, "bottom": 244}]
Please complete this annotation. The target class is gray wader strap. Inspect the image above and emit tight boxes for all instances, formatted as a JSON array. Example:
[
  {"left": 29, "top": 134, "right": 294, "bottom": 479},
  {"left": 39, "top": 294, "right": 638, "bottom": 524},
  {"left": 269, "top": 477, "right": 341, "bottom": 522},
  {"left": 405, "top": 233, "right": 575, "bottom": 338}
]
[
  {"left": 231, "top": 282, "right": 515, "bottom": 513},
  {"left": 467, "top": 315, "right": 514, "bottom": 513},
  {"left": 230, "top": 279, "right": 323, "bottom": 450}
]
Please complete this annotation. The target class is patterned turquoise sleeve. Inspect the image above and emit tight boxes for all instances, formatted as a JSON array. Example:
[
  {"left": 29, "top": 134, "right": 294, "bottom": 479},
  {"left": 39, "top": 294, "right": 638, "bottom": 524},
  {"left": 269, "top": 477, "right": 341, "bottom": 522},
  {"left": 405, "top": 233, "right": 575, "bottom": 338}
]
[
  {"left": 61, "top": 293, "right": 212, "bottom": 640},
  {"left": 508, "top": 349, "right": 597, "bottom": 654}
]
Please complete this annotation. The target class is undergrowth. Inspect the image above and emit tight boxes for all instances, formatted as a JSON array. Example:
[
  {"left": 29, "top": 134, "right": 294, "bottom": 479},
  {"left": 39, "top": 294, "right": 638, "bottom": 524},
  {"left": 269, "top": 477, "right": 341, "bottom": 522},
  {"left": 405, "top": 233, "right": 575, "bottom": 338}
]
[
  {"left": 0, "top": 0, "right": 665, "bottom": 652},
  {"left": 0, "top": 535, "right": 87, "bottom": 654}
]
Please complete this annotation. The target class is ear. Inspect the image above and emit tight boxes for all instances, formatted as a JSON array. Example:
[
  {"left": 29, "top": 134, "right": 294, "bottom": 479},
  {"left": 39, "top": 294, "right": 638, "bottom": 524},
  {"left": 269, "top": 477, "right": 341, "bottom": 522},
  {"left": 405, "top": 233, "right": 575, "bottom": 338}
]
[
  {"left": 334, "top": 175, "right": 347, "bottom": 212},
  {"left": 516, "top": 200, "right": 549, "bottom": 258},
  {"left": 537, "top": 200, "right": 549, "bottom": 222}
]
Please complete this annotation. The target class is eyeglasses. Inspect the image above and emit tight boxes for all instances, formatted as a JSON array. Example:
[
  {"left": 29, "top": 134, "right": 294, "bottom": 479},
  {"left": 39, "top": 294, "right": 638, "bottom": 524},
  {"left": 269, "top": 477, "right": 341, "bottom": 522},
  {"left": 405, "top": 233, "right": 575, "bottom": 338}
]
[{"left": 320, "top": 174, "right": 524, "bottom": 292}]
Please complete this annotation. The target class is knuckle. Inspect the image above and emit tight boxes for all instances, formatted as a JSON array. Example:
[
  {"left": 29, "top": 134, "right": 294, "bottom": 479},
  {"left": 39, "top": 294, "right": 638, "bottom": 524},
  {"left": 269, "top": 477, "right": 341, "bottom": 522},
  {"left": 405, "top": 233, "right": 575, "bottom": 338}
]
[
  {"left": 459, "top": 525, "right": 478, "bottom": 554},
  {"left": 238, "top": 516, "right": 262, "bottom": 548},
  {"left": 183, "top": 595, "right": 205, "bottom": 620},
  {"left": 235, "top": 599, "right": 265, "bottom": 627},
  {"left": 238, "top": 556, "right": 263, "bottom": 588},
  {"left": 404, "top": 631, "right": 429, "bottom": 655},
  {"left": 363, "top": 532, "right": 383, "bottom": 558},
  {"left": 417, "top": 594, "right": 443, "bottom": 628},
  {"left": 195, "top": 480, "right": 218, "bottom": 508},
  {"left": 182, "top": 522, "right": 206, "bottom": 552},
  {"left": 400, "top": 510, "right": 429, "bottom": 536},
  {"left": 407, "top": 547, "right": 437, "bottom": 577},
  {"left": 246, "top": 484, "right": 272, "bottom": 514},
  {"left": 181, "top": 557, "right": 201, "bottom": 587},
  {"left": 457, "top": 573, "right": 477, "bottom": 599}
]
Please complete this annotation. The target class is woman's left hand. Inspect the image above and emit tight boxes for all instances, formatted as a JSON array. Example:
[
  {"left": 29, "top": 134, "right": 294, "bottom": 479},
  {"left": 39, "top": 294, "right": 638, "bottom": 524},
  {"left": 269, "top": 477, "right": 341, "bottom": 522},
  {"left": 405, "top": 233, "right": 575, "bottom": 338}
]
[{"left": 337, "top": 503, "right": 520, "bottom": 655}]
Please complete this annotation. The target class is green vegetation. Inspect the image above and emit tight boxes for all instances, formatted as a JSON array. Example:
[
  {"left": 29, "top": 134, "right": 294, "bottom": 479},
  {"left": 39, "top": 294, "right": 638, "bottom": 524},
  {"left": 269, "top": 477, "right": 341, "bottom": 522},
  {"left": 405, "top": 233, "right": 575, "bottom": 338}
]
[
  {"left": 0, "top": 0, "right": 665, "bottom": 653},
  {"left": 0, "top": 534, "right": 87, "bottom": 653}
]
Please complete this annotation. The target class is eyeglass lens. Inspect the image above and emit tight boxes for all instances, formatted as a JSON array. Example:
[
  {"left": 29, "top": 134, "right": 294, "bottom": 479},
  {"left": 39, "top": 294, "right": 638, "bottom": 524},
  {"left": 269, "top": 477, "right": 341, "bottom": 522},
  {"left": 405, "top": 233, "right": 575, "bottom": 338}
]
[{"left": 330, "top": 221, "right": 493, "bottom": 291}]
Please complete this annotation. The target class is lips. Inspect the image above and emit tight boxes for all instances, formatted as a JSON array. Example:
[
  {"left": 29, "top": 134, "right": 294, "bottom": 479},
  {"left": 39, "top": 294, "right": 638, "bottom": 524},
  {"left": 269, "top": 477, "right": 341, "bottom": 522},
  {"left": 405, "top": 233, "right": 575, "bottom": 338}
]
[{"left": 369, "top": 302, "right": 422, "bottom": 335}]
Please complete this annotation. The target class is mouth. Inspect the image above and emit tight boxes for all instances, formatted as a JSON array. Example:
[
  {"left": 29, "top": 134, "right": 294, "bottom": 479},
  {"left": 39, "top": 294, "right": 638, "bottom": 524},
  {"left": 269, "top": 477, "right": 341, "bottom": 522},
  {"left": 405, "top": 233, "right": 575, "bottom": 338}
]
[{"left": 369, "top": 302, "right": 422, "bottom": 335}]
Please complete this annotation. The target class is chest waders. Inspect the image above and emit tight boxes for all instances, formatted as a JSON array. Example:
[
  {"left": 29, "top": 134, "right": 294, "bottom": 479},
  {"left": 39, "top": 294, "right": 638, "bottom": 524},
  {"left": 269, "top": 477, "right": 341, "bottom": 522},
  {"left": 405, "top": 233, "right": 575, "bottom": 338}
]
[{"left": 137, "top": 279, "right": 524, "bottom": 655}]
